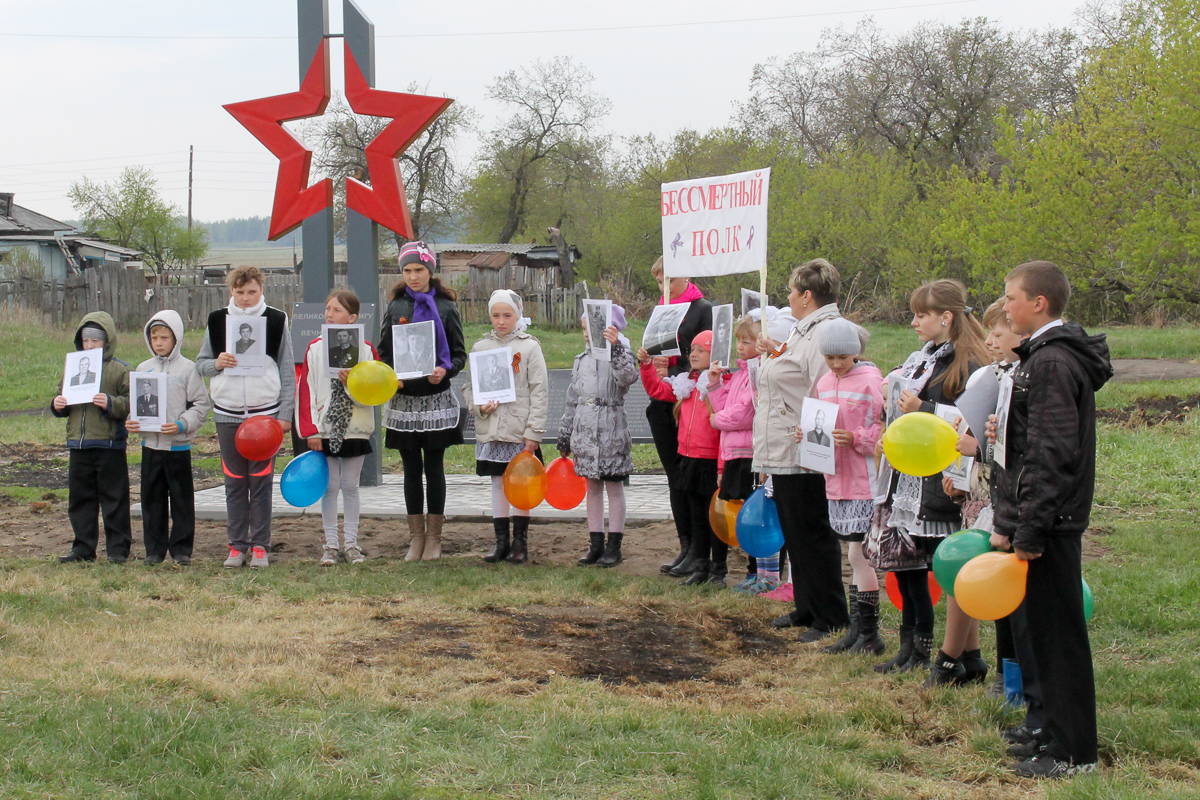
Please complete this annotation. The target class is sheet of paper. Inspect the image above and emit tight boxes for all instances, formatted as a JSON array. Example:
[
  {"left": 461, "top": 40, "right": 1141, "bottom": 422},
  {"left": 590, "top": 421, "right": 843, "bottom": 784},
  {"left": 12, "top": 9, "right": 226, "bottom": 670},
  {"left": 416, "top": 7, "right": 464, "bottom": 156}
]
[
  {"left": 993, "top": 372, "right": 1014, "bottom": 470},
  {"left": 393, "top": 320, "right": 437, "bottom": 380},
  {"left": 935, "top": 403, "right": 973, "bottom": 492},
  {"left": 62, "top": 350, "right": 103, "bottom": 406},
  {"left": 322, "top": 324, "right": 364, "bottom": 378},
  {"left": 225, "top": 315, "right": 268, "bottom": 376},
  {"left": 798, "top": 396, "right": 839, "bottom": 474},
  {"left": 130, "top": 371, "right": 167, "bottom": 433},
  {"left": 470, "top": 346, "right": 517, "bottom": 404},
  {"left": 583, "top": 299, "right": 612, "bottom": 362},
  {"left": 953, "top": 367, "right": 1000, "bottom": 442}
]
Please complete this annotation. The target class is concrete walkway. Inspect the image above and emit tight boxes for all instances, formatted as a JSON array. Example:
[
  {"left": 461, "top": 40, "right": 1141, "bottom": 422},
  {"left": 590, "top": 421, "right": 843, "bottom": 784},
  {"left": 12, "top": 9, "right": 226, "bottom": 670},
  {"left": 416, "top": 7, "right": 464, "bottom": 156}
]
[{"left": 134, "top": 474, "right": 673, "bottom": 522}]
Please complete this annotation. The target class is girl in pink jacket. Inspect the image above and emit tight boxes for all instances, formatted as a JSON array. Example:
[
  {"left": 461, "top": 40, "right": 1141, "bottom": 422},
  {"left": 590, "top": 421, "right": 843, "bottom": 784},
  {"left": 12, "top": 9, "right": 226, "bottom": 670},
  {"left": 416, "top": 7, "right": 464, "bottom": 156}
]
[
  {"left": 707, "top": 315, "right": 779, "bottom": 592},
  {"left": 813, "top": 317, "right": 885, "bottom": 655},
  {"left": 640, "top": 330, "right": 725, "bottom": 586}
]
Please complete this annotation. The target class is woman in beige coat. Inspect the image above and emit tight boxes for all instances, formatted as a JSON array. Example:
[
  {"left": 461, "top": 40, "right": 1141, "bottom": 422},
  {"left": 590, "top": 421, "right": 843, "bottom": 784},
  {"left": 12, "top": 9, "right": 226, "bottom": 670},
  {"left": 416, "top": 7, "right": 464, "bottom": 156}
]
[
  {"left": 463, "top": 289, "right": 549, "bottom": 564},
  {"left": 753, "top": 259, "right": 870, "bottom": 642}
]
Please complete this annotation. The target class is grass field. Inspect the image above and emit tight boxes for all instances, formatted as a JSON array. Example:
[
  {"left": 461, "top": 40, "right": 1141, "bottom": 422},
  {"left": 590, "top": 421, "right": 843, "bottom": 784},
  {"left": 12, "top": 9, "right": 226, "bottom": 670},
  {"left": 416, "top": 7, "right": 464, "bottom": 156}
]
[{"left": 0, "top": 313, "right": 1198, "bottom": 795}]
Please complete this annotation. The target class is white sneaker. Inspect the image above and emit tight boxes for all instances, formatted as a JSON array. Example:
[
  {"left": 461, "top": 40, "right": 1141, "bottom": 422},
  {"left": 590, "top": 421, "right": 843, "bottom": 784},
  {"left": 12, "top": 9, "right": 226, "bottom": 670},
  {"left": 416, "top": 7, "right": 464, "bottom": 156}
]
[
  {"left": 223, "top": 547, "right": 247, "bottom": 568},
  {"left": 249, "top": 546, "right": 269, "bottom": 568},
  {"left": 344, "top": 544, "right": 366, "bottom": 564},
  {"left": 320, "top": 546, "right": 340, "bottom": 566}
]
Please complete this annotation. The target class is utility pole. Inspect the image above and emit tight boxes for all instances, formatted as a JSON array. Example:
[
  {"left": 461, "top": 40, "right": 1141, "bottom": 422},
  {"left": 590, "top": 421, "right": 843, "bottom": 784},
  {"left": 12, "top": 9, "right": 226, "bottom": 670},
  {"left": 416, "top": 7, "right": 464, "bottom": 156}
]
[{"left": 187, "top": 145, "right": 194, "bottom": 230}]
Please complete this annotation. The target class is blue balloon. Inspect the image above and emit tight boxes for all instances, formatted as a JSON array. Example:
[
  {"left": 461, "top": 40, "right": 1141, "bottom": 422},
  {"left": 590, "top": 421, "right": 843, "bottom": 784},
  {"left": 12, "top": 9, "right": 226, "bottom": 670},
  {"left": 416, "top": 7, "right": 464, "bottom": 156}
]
[
  {"left": 280, "top": 450, "right": 329, "bottom": 508},
  {"left": 736, "top": 486, "right": 786, "bottom": 559}
]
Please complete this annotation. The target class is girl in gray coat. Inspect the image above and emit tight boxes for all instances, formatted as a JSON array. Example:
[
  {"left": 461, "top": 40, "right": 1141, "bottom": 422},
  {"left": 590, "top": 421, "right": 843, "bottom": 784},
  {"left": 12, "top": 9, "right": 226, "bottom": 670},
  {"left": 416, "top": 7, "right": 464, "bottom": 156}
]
[{"left": 557, "top": 304, "right": 638, "bottom": 567}]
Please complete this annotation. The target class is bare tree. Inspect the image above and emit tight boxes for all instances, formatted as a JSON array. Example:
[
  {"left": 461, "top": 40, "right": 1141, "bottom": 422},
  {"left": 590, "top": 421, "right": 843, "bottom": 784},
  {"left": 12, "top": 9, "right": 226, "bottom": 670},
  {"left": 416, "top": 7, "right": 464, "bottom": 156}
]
[
  {"left": 476, "top": 56, "right": 612, "bottom": 243},
  {"left": 301, "top": 88, "right": 475, "bottom": 247}
]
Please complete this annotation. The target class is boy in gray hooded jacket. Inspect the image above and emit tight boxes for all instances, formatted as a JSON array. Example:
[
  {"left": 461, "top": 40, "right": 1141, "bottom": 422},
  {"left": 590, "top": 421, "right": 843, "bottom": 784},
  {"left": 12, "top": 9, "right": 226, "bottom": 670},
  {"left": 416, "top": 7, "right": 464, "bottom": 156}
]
[{"left": 127, "top": 310, "right": 213, "bottom": 564}]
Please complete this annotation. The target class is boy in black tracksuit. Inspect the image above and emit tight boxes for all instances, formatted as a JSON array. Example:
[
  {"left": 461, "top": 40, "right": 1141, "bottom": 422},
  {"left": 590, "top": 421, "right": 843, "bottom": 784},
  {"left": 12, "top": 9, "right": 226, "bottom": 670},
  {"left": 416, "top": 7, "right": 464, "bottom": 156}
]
[{"left": 990, "top": 261, "right": 1113, "bottom": 778}]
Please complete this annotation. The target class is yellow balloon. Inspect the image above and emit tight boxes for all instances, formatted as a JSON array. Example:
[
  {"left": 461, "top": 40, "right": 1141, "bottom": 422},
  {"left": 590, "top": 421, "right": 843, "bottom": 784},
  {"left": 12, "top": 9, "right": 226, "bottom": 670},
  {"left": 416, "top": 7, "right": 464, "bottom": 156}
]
[
  {"left": 503, "top": 451, "right": 547, "bottom": 510},
  {"left": 709, "top": 491, "right": 742, "bottom": 547},
  {"left": 346, "top": 360, "right": 399, "bottom": 406},
  {"left": 882, "top": 411, "right": 960, "bottom": 476},
  {"left": 954, "top": 552, "right": 1029, "bottom": 621}
]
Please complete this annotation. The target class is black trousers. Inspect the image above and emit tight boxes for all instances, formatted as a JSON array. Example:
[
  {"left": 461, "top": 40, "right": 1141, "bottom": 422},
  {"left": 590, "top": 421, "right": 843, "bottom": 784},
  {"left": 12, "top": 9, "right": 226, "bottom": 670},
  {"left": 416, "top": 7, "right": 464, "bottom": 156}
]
[
  {"left": 1021, "top": 535, "right": 1097, "bottom": 764},
  {"left": 1009, "top": 600, "right": 1045, "bottom": 730},
  {"left": 771, "top": 474, "right": 849, "bottom": 631},
  {"left": 675, "top": 488, "right": 728, "bottom": 569},
  {"left": 67, "top": 448, "right": 132, "bottom": 560},
  {"left": 646, "top": 399, "right": 690, "bottom": 539},
  {"left": 140, "top": 448, "right": 196, "bottom": 560}
]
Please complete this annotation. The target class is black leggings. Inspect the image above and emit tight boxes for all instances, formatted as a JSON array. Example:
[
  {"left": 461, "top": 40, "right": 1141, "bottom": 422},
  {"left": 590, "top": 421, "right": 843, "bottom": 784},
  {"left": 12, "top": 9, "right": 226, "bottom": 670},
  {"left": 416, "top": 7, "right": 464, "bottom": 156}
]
[
  {"left": 894, "top": 568, "right": 935, "bottom": 634},
  {"left": 399, "top": 447, "right": 447, "bottom": 515}
]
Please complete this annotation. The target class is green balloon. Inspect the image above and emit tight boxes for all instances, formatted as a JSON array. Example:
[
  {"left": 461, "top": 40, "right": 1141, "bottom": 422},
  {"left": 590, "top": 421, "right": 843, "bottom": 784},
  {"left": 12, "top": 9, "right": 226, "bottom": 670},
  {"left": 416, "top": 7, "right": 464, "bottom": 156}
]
[
  {"left": 933, "top": 529, "right": 993, "bottom": 597},
  {"left": 1082, "top": 577, "right": 1094, "bottom": 622}
]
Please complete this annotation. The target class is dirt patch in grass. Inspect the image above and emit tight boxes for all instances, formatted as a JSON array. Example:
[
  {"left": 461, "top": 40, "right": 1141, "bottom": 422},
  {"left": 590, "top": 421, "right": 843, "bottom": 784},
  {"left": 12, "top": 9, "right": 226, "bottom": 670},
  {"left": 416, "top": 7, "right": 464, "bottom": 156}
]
[
  {"left": 342, "top": 604, "right": 790, "bottom": 686},
  {"left": 1098, "top": 394, "right": 1200, "bottom": 426}
]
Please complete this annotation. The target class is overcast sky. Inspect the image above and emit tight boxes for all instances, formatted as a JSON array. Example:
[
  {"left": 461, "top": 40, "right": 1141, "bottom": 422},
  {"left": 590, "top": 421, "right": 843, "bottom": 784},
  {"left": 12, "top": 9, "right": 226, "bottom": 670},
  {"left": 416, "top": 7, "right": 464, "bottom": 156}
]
[{"left": 3, "top": 0, "right": 1080, "bottom": 225}]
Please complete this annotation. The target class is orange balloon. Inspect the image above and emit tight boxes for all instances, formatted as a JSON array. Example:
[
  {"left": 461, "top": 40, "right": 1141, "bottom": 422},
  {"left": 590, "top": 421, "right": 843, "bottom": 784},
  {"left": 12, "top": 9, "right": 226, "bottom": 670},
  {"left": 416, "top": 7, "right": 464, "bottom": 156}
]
[
  {"left": 954, "top": 552, "right": 1029, "bottom": 621},
  {"left": 503, "top": 451, "right": 547, "bottom": 510},
  {"left": 883, "top": 570, "right": 943, "bottom": 609},
  {"left": 544, "top": 457, "right": 587, "bottom": 510},
  {"left": 709, "top": 491, "right": 742, "bottom": 547}
]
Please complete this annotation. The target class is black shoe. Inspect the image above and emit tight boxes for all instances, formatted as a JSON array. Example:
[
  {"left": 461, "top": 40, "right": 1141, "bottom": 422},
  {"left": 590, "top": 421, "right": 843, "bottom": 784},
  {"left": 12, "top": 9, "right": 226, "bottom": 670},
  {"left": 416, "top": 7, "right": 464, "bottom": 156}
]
[
  {"left": 875, "top": 626, "right": 914, "bottom": 673},
  {"left": 681, "top": 561, "right": 711, "bottom": 586},
  {"left": 58, "top": 551, "right": 95, "bottom": 563},
  {"left": 959, "top": 649, "right": 989, "bottom": 684},
  {"left": 1003, "top": 725, "right": 1043, "bottom": 746},
  {"left": 1007, "top": 739, "right": 1046, "bottom": 759},
  {"left": 484, "top": 518, "right": 511, "bottom": 563},
  {"left": 923, "top": 650, "right": 967, "bottom": 688},
  {"left": 660, "top": 534, "right": 690, "bottom": 574},
  {"left": 596, "top": 532, "right": 623, "bottom": 568},
  {"left": 771, "top": 612, "right": 800, "bottom": 629},
  {"left": 506, "top": 517, "right": 529, "bottom": 564},
  {"left": 798, "top": 627, "right": 833, "bottom": 644},
  {"left": 578, "top": 532, "right": 605, "bottom": 566},
  {"left": 174, "top": 555, "right": 192, "bottom": 566},
  {"left": 847, "top": 591, "right": 885, "bottom": 655},
  {"left": 108, "top": 556, "right": 128, "bottom": 564},
  {"left": 143, "top": 556, "right": 165, "bottom": 565},
  {"left": 1010, "top": 755, "right": 1096, "bottom": 779},
  {"left": 900, "top": 632, "right": 934, "bottom": 672},
  {"left": 668, "top": 535, "right": 706, "bottom": 577},
  {"left": 986, "top": 669, "right": 1005, "bottom": 699},
  {"left": 823, "top": 586, "right": 860, "bottom": 654}
]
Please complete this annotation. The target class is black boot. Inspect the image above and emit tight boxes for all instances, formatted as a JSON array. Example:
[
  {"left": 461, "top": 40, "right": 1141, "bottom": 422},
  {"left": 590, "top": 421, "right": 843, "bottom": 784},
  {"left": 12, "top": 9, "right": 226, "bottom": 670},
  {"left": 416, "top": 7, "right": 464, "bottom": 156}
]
[
  {"left": 823, "top": 585, "right": 860, "bottom": 654},
  {"left": 959, "top": 648, "right": 989, "bottom": 685},
  {"left": 661, "top": 532, "right": 690, "bottom": 573},
  {"left": 848, "top": 590, "right": 886, "bottom": 655},
  {"left": 923, "top": 649, "right": 966, "bottom": 688},
  {"left": 484, "top": 518, "right": 510, "bottom": 563},
  {"left": 875, "top": 625, "right": 913, "bottom": 674},
  {"left": 669, "top": 532, "right": 706, "bottom": 577},
  {"left": 706, "top": 559, "right": 727, "bottom": 588},
  {"left": 506, "top": 516, "right": 529, "bottom": 564},
  {"left": 681, "top": 560, "right": 711, "bottom": 585},
  {"left": 597, "top": 532, "right": 623, "bottom": 568},
  {"left": 578, "top": 532, "right": 605, "bottom": 565},
  {"left": 901, "top": 632, "right": 934, "bottom": 672}
]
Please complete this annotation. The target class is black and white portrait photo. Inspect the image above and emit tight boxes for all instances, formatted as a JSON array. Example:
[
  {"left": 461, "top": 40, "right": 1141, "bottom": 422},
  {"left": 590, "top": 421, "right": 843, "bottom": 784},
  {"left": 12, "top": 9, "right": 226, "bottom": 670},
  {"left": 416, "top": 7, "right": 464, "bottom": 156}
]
[
  {"left": 642, "top": 302, "right": 690, "bottom": 357},
  {"left": 322, "top": 324, "right": 363, "bottom": 378},
  {"left": 994, "top": 373, "right": 1013, "bottom": 470},
  {"left": 741, "top": 288, "right": 764, "bottom": 318},
  {"left": 130, "top": 371, "right": 167, "bottom": 432},
  {"left": 470, "top": 347, "right": 517, "bottom": 404},
  {"left": 936, "top": 404, "right": 973, "bottom": 491},
  {"left": 798, "top": 397, "right": 838, "bottom": 474},
  {"left": 224, "top": 315, "right": 268, "bottom": 376},
  {"left": 886, "top": 373, "right": 906, "bottom": 425},
  {"left": 392, "top": 320, "right": 437, "bottom": 379},
  {"left": 711, "top": 304, "right": 734, "bottom": 368},
  {"left": 583, "top": 299, "right": 612, "bottom": 362},
  {"left": 62, "top": 350, "right": 103, "bottom": 405}
]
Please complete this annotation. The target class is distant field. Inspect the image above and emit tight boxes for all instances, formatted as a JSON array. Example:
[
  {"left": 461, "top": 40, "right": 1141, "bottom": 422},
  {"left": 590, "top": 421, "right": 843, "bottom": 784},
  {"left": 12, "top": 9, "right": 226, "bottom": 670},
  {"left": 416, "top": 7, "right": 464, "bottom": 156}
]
[{"left": 203, "top": 244, "right": 347, "bottom": 268}]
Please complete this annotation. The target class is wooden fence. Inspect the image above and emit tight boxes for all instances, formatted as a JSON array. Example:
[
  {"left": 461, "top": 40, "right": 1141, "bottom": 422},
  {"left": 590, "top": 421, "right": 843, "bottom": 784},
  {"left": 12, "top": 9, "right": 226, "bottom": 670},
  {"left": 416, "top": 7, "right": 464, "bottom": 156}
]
[{"left": 2, "top": 266, "right": 586, "bottom": 333}]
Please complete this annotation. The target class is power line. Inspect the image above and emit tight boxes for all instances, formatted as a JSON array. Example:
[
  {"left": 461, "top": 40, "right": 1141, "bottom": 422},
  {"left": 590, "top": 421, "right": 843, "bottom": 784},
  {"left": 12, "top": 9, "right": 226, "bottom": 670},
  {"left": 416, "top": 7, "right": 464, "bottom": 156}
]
[{"left": 0, "top": 1, "right": 983, "bottom": 41}]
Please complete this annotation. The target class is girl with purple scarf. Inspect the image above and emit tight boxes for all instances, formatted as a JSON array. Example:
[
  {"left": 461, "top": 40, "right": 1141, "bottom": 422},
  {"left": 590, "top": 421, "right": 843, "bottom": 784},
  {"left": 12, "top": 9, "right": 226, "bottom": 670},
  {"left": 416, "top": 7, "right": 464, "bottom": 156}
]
[{"left": 379, "top": 241, "right": 467, "bottom": 562}]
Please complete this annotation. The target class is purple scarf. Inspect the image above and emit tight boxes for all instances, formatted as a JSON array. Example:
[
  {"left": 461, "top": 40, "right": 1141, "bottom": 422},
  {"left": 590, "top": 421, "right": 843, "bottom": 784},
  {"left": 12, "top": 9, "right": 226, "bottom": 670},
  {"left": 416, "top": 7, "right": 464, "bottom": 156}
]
[{"left": 407, "top": 286, "right": 452, "bottom": 370}]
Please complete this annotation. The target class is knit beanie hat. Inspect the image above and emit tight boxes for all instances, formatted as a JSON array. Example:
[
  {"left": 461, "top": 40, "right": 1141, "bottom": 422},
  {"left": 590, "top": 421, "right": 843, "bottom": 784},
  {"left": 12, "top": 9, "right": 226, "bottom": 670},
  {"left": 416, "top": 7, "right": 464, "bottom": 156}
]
[
  {"left": 80, "top": 325, "right": 107, "bottom": 343},
  {"left": 148, "top": 319, "right": 172, "bottom": 334},
  {"left": 819, "top": 317, "right": 862, "bottom": 356},
  {"left": 399, "top": 240, "right": 435, "bottom": 270},
  {"left": 691, "top": 330, "right": 713, "bottom": 352},
  {"left": 611, "top": 304, "right": 627, "bottom": 332}
]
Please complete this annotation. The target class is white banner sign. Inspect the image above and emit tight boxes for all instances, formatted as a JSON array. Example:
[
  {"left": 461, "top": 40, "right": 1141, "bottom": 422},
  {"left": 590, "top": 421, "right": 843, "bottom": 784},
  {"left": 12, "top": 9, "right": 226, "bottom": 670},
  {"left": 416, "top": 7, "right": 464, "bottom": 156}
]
[{"left": 660, "top": 167, "right": 770, "bottom": 278}]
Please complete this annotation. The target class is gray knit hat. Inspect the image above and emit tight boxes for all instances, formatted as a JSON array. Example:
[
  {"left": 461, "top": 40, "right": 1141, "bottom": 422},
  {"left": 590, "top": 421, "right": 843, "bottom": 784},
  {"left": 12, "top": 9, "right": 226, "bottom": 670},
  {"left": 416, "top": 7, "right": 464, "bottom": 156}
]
[
  {"left": 820, "top": 317, "right": 862, "bottom": 356},
  {"left": 80, "top": 325, "right": 107, "bottom": 343}
]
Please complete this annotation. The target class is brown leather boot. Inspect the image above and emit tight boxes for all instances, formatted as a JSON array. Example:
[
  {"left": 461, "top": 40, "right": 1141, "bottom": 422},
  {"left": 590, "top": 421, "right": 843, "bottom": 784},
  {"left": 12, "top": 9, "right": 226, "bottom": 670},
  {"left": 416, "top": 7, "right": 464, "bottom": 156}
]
[
  {"left": 404, "top": 514, "right": 426, "bottom": 562},
  {"left": 422, "top": 514, "right": 444, "bottom": 560}
]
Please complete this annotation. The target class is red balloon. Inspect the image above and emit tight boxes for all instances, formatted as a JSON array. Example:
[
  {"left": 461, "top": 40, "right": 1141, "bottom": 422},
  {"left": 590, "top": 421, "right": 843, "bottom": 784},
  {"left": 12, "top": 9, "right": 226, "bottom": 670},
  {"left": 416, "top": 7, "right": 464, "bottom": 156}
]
[
  {"left": 545, "top": 457, "right": 587, "bottom": 510},
  {"left": 235, "top": 415, "right": 283, "bottom": 462},
  {"left": 884, "top": 570, "right": 943, "bottom": 610}
]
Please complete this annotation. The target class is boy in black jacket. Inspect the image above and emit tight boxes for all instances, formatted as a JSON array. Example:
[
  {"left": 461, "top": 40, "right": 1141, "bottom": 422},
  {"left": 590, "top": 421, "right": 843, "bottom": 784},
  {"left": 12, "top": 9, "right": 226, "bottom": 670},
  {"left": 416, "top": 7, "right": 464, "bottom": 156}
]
[{"left": 990, "top": 261, "right": 1113, "bottom": 778}]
